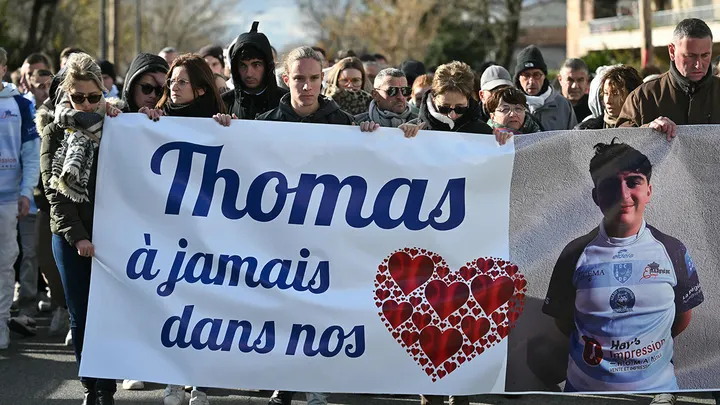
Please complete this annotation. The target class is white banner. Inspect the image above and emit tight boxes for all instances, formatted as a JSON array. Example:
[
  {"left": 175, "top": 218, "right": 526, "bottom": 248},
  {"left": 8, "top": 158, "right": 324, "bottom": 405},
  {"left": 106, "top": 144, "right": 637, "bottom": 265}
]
[{"left": 80, "top": 114, "right": 519, "bottom": 395}]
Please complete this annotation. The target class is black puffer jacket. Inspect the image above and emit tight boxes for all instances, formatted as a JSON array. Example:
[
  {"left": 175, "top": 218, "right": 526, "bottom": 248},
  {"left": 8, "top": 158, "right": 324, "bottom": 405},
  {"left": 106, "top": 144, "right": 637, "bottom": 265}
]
[
  {"left": 257, "top": 93, "right": 355, "bottom": 125},
  {"left": 222, "top": 21, "right": 288, "bottom": 119},
  {"left": 408, "top": 91, "right": 493, "bottom": 134},
  {"left": 121, "top": 53, "right": 169, "bottom": 112}
]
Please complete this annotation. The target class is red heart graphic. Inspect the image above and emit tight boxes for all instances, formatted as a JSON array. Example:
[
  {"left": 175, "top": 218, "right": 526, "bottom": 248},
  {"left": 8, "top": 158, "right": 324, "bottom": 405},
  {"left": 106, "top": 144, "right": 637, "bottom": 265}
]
[
  {"left": 401, "top": 330, "right": 420, "bottom": 346},
  {"left": 389, "top": 252, "right": 434, "bottom": 295},
  {"left": 412, "top": 312, "right": 432, "bottom": 330},
  {"left": 376, "top": 249, "right": 526, "bottom": 381},
  {"left": 376, "top": 289, "right": 390, "bottom": 301},
  {"left": 382, "top": 300, "right": 413, "bottom": 329},
  {"left": 471, "top": 276, "right": 514, "bottom": 315},
  {"left": 425, "top": 280, "right": 469, "bottom": 320},
  {"left": 460, "top": 316, "right": 490, "bottom": 343},
  {"left": 491, "top": 312, "right": 506, "bottom": 325},
  {"left": 419, "top": 326, "right": 463, "bottom": 367}
]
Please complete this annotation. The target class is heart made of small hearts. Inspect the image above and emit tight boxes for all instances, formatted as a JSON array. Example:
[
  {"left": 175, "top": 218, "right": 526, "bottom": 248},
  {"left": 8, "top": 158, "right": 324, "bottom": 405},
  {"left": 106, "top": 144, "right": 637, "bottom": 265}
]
[{"left": 374, "top": 248, "right": 527, "bottom": 382}]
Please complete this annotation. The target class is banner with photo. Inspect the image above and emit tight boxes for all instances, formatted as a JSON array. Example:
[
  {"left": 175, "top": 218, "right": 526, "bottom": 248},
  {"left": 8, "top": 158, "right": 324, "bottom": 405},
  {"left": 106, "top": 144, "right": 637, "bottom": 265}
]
[{"left": 80, "top": 116, "right": 720, "bottom": 394}]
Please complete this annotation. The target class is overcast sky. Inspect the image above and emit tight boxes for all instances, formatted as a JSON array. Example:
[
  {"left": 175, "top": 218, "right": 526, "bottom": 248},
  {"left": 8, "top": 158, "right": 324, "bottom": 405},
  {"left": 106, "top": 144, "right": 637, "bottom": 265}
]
[{"left": 227, "top": 0, "right": 312, "bottom": 52}]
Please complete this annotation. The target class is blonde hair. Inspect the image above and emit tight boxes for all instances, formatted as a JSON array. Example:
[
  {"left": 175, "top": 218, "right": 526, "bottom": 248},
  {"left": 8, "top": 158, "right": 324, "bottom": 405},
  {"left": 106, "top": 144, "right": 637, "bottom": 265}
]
[
  {"left": 324, "top": 56, "right": 372, "bottom": 93},
  {"left": 60, "top": 53, "right": 106, "bottom": 93},
  {"left": 432, "top": 61, "right": 475, "bottom": 99},
  {"left": 283, "top": 46, "right": 323, "bottom": 77}
]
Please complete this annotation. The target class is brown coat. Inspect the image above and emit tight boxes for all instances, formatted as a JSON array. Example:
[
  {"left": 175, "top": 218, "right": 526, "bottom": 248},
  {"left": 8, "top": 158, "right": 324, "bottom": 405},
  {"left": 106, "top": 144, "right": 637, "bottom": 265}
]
[{"left": 617, "top": 71, "right": 720, "bottom": 127}]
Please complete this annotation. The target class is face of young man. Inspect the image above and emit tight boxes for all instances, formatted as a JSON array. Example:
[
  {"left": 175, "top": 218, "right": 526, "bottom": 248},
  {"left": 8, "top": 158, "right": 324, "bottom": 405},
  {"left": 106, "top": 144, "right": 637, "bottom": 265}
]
[
  {"left": 237, "top": 58, "right": 265, "bottom": 90},
  {"left": 283, "top": 58, "right": 323, "bottom": 109},
  {"left": 594, "top": 171, "right": 652, "bottom": 233}
]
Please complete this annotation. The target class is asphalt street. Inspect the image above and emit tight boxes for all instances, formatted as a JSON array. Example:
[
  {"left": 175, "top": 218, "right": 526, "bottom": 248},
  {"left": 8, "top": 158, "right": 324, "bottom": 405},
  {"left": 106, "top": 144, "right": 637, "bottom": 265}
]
[{"left": 1, "top": 313, "right": 718, "bottom": 405}]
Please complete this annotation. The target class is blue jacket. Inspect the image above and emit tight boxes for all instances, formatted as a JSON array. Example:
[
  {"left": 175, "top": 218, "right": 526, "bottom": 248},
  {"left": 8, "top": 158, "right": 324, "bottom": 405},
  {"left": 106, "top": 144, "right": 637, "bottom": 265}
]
[{"left": 0, "top": 83, "right": 40, "bottom": 204}]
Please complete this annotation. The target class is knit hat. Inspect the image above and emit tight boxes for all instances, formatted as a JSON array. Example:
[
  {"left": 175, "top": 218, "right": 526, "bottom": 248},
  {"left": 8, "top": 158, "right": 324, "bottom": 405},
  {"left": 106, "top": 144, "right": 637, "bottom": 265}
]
[
  {"left": 481, "top": 65, "right": 513, "bottom": 91},
  {"left": 97, "top": 60, "right": 116, "bottom": 83},
  {"left": 400, "top": 60, "right": 427, "bottom": 87},
  {"left": 199, "top": 45, "right": 225, "bottom": 69},
  {"left": 514, "top": 45, "right": 548, "bottom": 78}
]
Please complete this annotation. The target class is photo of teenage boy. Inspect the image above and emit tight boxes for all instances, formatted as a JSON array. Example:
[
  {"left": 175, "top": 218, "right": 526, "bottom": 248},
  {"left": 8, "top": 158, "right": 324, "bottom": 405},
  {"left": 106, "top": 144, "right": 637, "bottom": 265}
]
[{"left": 541, "top": 139, "right": 704, "bottom": 392}]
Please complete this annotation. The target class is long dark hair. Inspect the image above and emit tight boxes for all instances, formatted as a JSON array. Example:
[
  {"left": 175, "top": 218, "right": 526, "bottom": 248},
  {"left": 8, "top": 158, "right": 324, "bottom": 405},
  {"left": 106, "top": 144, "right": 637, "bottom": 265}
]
[{"left": 156, "top": 53, "right": 226, "bottom": 113}]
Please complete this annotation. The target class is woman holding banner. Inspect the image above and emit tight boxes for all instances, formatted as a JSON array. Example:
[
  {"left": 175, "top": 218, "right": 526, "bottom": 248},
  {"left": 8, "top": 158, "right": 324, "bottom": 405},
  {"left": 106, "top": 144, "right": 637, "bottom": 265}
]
[
  {"left": 139, "top": 52, "right": 232, "bottom": 405},
  {"left": 40, "top": 52, "right": 122, "bottom": 405}
]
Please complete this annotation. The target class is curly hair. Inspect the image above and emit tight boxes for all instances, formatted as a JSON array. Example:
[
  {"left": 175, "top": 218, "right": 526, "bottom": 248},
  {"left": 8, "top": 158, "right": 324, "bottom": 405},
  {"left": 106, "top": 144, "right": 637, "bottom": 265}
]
[{"left": 602, "top": 65, "right": 643, "bottom": 98}]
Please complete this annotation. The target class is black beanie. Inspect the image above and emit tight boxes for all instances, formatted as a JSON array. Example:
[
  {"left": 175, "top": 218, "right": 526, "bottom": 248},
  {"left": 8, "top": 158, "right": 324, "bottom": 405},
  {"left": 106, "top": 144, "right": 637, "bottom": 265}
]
[
  {"left": 97, "top": 60, "right": 116, "bottom": 82},
  {"left": 514, "top": 45, "right": 547, "bottom": 78},
  {"left": 199, "top": 45, "right": 225, "bottom": 69}
]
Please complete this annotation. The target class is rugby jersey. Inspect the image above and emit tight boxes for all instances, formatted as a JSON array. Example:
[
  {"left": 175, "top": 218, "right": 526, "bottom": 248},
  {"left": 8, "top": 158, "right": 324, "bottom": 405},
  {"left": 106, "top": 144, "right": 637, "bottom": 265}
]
[{"left": 542, "top": 221, "right": 703, "bottom": 392}]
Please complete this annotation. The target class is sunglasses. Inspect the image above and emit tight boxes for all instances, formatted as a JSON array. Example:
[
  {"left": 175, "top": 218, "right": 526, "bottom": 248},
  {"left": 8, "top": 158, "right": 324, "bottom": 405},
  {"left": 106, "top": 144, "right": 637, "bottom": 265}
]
[
  {"left": 69, "top": 93, "right": 102, "bottom": 104},
  {"left": 138, "top": 83, "right": 164, "bottom": 97},
  {"left": 437, "top": 105, "right": 470, "bottom": 115},
  {"left": 376, "top": 86, "right": 412, "bottom": 97}
]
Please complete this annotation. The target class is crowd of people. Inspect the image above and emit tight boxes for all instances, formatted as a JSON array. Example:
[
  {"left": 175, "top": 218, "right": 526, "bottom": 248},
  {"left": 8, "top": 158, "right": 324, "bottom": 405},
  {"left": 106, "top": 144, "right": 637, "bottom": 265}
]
[{"left": 1, "top": 14, "right": 719, "bottom": 405}]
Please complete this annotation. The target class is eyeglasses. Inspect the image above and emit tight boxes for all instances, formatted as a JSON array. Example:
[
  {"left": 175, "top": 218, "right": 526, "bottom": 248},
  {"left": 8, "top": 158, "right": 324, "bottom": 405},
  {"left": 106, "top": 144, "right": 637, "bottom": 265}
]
[
  {"left": 376, "top": 86, "right": 412, "bottom": 97},
  {"left": 69, "top": 93, "right": 102, "bottom": 104},
  {"left": 167, "top": 78, "right": 190, "bottom": 90},
  {"left": 520, "top": 71, "right": 544, "bottom": 81},
  {"left": 338, "top": 78, "right": 363, "bottom": 86},
  {"left": 138, "top": 83, "right": 164, "bottom": 97},
  {"left": 495, "top": 106, "right": 526, "bottom": 115},
  {"left": 437, "top": 105, "right": 470, "bottom": 115}
]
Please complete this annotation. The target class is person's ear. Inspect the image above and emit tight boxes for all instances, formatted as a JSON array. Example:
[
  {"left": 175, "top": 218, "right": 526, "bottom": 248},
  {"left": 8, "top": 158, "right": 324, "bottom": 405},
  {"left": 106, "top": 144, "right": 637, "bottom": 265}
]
[
  {"left": 668, "top": 43, "right": 676, "bottom": 62},
  {"left": 197, "top": 87, "right": 206, "bottom": 96},
  {"left": 647, "top": 183, "right": 653, "bottom": 199},
  {"left": 592, "top": 188, "right": 600, "bottom": 207},
  {"left": 490, "top": 112, "right": 495, "bottom": 122},
  {"left": 283, "top": 74, "right": 289, "bottom": 86}
]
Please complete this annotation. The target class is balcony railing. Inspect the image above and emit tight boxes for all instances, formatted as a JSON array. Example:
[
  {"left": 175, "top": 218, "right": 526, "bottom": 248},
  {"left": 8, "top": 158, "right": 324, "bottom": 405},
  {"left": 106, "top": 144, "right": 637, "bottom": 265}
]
[{"left": 589, "top": 4, "right": 720, "bottom": 34}]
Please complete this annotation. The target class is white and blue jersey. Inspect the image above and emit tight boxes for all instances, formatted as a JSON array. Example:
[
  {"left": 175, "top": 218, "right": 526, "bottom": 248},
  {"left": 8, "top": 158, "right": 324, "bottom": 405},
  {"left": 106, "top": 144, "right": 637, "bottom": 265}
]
[
  {"left": 0, "top": 84, "right": 39, "bottom": 205},
  {"left": 542, "top": 221, "right": 703, "bottom": 392}
]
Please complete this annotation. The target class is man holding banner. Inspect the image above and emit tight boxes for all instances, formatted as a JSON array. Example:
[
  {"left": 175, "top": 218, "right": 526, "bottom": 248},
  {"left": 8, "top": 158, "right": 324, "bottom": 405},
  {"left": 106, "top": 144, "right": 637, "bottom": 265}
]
[{"left": 542, "top": 140, "right": 704, "bottom": 395}]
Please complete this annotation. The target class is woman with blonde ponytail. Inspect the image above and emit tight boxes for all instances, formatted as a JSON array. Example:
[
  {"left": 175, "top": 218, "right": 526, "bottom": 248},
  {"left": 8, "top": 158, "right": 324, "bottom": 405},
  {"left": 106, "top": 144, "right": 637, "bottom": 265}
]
[{"left": 39, "top": 52, "right": 121, "bottom": 405}]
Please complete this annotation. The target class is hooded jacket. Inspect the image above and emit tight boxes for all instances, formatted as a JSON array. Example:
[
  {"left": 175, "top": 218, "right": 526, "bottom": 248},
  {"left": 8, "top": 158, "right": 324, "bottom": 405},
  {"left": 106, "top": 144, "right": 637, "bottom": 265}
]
[
  {"left": 222, "top": 22, "right": 288, "bottom": 119},
  {"left": 0, "top": 83, "right": 39, "bottom": 205},
  {"left": 257, "top": 93, "right": 355, "bottom": 125},
  {"left": 407, "top": 91, "right": 493, "bottom": 134},
  {"left": 121, "top": 53, "right": 169, "bottom": 112},
  {"left": 617, "top": 62, "right": 720, "bottom": 127}
]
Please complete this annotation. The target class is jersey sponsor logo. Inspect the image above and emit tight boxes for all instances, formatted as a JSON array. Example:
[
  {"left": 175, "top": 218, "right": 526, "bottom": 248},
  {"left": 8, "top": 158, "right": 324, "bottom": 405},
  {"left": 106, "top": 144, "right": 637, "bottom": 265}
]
[
  {"left": 612, "top": 249, "right": 634, "bottom": 259},
  {"left": 610, "top": 287, "right": 635, "bottom": 313},
  {"left": 683, "top": 284, "right": 702, "bottom": 304},
  {"left": 0, "top": 149, "right": 18, "bottom": 169},
  {"left": 639, "top": 262, "right": 671, "bottom": 281},
  {"left": 578, "top": 268, "right": 605, "bottom": 283},
  {"left": 0, "top": 110, "right": 18, "bottom": 119},
  {"left": 608, "top": 339, "right": 666, "bottom": 372},
  {"left": 613, "top": 263, "right": 632, "bottom": 283},
  {"left": 582, "top": 335, "right": 603, "bottom": 366}
]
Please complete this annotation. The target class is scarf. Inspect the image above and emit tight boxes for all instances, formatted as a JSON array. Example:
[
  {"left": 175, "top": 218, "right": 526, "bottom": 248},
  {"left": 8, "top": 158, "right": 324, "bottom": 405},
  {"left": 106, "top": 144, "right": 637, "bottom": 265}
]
[
  {"left": 487, "top": 114, "right": 540, "bottom": 134},
  {"left": 162, "top": 92, "right": 220, "bottom": 118},
  {"left": 669, "top": 61, "right": 712, "bottom": 96},
  {"left": 524, "top": 86, "right": 553, "bottom": 114},
  {"left": 368, "top": 100, "right": 414, "bottom": 127},
  {"left": 50, "top": 96, "right": 106, "bottom": 202},
  {"left": 603, "top": 113, "right": 618, "bottom": 128},
  {"left": 426, "top": 95, "right": 456, "bottom": 129}
]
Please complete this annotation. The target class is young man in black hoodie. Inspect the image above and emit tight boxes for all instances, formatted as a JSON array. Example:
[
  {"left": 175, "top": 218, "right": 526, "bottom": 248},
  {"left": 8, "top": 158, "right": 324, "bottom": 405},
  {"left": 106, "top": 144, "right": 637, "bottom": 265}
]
[{"left": 223, "top": 21, "right": 288, "bottom": 119}]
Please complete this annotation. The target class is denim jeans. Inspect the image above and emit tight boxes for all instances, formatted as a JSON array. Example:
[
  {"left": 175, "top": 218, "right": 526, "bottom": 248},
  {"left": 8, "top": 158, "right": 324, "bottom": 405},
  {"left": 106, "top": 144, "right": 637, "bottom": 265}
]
[
  {"left": 0, "top": 204, "right": 19, "bottom": 324},
  {"left": 16, "top": 213, "right": 38, "bottom": 312},
  {"left": 52, "top": 233, "right": 115, "bottom": 392}
]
